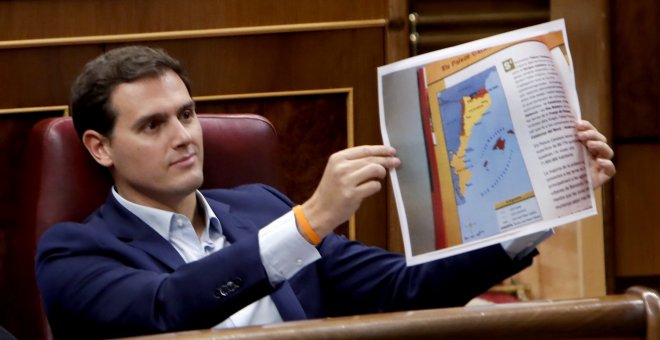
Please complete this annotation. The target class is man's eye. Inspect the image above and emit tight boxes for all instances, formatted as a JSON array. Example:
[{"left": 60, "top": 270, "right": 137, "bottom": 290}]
[
  {"left": 144, "top": 121, "right": 161, "bottom": 131},
  {"left": 181, "top": 109, "right": 194, "bottom": 120}
]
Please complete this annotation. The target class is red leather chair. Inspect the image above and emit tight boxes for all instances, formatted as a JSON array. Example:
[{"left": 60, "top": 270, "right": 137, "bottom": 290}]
[{"left": 11, "top": 114, "right": 282, "bottom": 340}]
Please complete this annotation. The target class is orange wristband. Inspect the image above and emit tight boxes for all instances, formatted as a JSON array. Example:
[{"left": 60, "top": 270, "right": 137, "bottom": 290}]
[{"left": 293, "top": 205, "right": 321, "bottom": 245}]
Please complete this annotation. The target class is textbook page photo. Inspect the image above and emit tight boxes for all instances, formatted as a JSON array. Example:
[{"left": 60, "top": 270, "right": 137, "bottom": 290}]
[{"left": 378, "top": 19, "right": 597, "bottom": 266}]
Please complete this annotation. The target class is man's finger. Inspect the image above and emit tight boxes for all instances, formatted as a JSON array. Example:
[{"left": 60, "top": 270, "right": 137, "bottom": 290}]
[
  {"left": 576, "top": 119, "right": 596, "bottom": 131},
  {"left": 339, "top": 145, "right": 397, "bottom": 160},
  {"left": 597, "top": 158, "right": 616, "bottom": 177},
  {"left": 577, "top": 128, "right": 607, "bottom": 143},
  {"left": 587, "top": 140, "right": 614, "bottom": 160}
]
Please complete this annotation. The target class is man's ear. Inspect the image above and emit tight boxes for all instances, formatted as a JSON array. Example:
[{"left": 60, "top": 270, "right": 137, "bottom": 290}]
[{"left": 82, "top": 130, "right": 113, "bottom": 168}]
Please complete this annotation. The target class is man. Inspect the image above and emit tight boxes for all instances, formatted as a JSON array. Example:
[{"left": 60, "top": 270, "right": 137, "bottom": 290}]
[{"left": 36, "top": 46, "right": 616, "bottom": 339}]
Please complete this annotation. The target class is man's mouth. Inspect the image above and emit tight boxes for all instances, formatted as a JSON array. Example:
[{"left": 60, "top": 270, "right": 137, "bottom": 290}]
[{"left": 171, "top": 152, "right": 197, "bottom": 167}]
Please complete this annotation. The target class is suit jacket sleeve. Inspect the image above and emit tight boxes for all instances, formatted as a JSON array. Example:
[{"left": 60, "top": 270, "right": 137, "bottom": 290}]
[{"left": 305, "top": 233, "right": 535, "bottom": 317}]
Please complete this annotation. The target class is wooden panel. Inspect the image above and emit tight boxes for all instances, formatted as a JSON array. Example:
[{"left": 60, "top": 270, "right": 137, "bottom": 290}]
[
  {"left": 0, "top": 46, "right": 102, "bottom": 108},
  {"left": 612, "top": 0, "right": 660, "bottom": 140},
  {"left": 122, "top": 30, "right": 382, "bottom": 98},
  {"left": 610, "top": 0, "right": 660, "bottom": 294},
  {"left": 0, "top": 0, "right": 388, "bottom": 40},
  {"left": 385, "top": 0, "right": 410, "bottom": 63},
  {"left": 554, "top": 1, "right": 612, "bottom": 133},
  {"left": 614, "top": 143, "right": 660, "bottom": 277}
]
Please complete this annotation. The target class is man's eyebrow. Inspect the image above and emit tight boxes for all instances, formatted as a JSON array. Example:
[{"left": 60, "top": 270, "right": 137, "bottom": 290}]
[
  {"left": 131, "top": 112, "right": 167, "bottom": 130},
  {"left": 131, "top": 101, "right": 196, "bottom": 130}
]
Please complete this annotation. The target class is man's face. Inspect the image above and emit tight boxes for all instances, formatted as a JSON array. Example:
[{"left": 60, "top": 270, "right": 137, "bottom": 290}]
[{"left": 103, "top": 69, "right": 204, "bottom": 207}]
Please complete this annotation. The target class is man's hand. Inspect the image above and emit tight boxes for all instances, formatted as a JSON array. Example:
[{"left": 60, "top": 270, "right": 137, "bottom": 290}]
[
  {"left": 576, "top": 120, "right": 616, "bottom": 189},
  {"left": 300, "top": 145, "right": 400, "bottom": 240}
]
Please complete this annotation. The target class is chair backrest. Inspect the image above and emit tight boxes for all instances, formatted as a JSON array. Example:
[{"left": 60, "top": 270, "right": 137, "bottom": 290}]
[{"left": 10, "top": 113, "right": 282, "bottom": 340}]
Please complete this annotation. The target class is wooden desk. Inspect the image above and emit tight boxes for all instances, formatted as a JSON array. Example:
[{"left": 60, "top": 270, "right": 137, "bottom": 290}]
[{"left": 129, "top": 286, "right": 660, "bottom": 339}]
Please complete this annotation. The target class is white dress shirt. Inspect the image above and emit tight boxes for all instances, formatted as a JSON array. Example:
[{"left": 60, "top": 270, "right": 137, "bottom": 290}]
[{"left": 112, "top": 188, "right": 320, "bottom": 328}]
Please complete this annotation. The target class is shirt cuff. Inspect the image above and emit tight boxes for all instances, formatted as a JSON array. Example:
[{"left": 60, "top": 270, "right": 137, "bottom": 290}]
[
  {"left": 258, "top": 210, "right": 321, "bottom": 285},
  {"left": 501, "top": 229, "right": 554, "bottom": 260}
]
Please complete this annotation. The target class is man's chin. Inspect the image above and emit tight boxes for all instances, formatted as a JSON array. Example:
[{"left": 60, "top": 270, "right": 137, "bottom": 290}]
[
  {"left": 173, "top": 173, "right": 204, "bottom": 194},
  {"left": 187, "top": 174, "right": 204, "bottom": 191}
]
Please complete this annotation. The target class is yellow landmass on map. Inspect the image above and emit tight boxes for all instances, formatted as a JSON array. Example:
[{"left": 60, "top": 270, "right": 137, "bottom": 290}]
[{"left": 449, "top": 88, "right": 492, "bottom": 196}]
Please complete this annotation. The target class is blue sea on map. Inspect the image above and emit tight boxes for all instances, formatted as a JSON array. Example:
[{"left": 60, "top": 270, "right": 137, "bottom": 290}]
[{"left": 437, "top": 66, "right": 540, "bottom": 242}]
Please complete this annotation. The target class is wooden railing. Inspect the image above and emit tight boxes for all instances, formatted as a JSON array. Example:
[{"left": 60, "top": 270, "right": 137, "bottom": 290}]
[{"left": 132, "top": 286, "right": 660, "bottom": 339}]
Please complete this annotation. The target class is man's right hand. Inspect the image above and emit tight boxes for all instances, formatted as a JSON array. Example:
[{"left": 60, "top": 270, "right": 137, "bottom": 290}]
[{"left": 299, "top": 145, "right": 400, "bottom": 241}]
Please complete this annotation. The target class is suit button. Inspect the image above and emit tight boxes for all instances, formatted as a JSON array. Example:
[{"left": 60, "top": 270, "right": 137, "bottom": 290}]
[{"left": 214, "top": 286, "right": 229, "bottom": 298}]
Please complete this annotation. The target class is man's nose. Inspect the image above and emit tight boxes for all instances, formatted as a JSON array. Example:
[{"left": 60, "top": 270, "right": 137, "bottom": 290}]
[{"left": 171, "top": 119, "right": 193, "bottom": 145}]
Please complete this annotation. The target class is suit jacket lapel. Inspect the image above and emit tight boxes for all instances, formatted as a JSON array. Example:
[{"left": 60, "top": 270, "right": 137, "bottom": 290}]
[
  {"left": 102, "top": 193, "right": 186, "bottom": 271},
  {"left": 204, "top": 197, "right": 255, "bottom": 244}
]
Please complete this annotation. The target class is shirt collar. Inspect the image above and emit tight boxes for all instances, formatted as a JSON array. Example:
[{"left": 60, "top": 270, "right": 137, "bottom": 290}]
[{"left": 112, "top": 187, "right": 222, "bottom": 241}]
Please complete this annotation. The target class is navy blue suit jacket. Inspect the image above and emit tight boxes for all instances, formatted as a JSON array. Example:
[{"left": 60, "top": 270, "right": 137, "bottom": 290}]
[{"left": 36, "top": 184, "right": 535, "bottom": 339}]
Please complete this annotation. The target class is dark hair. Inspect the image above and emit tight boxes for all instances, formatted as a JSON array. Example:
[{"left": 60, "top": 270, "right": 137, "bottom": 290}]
[{"left": 70, "top": 45, "right": 191, "bottom": 139}]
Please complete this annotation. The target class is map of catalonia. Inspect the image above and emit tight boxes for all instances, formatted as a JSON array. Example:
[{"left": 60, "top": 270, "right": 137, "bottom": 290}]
[{"left": 450, "top": 87, "right": 492, "bottom": 197}]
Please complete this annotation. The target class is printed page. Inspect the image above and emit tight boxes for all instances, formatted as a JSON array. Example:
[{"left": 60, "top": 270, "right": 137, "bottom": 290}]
[{"left": 378, "top": 19, "right": 597, "bottom": 265}]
